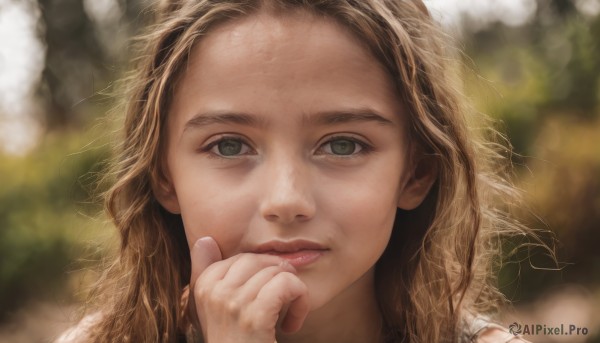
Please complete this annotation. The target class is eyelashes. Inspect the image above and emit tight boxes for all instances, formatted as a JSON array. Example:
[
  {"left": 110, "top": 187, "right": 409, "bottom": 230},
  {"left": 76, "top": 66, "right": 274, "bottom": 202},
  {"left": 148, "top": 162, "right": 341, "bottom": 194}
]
[
  {"left": 200, "top": 136, "right": 254, "bottom": 158},
  {"left": 199, "top": 134, "right": 373, "bottom": 159},
  {"left": 315, "top": 135, "right": 372, "bottom": 157}
]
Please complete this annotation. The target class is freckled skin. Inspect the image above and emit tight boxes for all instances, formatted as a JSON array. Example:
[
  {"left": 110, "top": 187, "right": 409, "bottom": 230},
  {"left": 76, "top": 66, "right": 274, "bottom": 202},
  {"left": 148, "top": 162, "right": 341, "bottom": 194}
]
[{"left": 158, "top": 10, "right": 430, "bottom": 343}]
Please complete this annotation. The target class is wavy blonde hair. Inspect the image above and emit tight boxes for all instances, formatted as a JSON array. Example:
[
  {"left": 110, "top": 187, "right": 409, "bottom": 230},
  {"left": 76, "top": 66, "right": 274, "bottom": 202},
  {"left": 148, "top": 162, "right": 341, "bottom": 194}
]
[{"left": 87, "top": 0, "right": 526, "bottom": 342}]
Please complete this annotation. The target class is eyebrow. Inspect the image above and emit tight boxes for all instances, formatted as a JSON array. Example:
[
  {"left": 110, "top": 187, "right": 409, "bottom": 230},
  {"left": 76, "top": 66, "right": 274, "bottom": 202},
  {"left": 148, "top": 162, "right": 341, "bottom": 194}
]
[
  {"left": 184, "top": 111, "right": 267, "bottom": 131},
  {"left": 183, "top": 108, "right": 396, "bottom": 132},
  {"left": 305, "top": 109, "right": 395, "bottom": 127}
]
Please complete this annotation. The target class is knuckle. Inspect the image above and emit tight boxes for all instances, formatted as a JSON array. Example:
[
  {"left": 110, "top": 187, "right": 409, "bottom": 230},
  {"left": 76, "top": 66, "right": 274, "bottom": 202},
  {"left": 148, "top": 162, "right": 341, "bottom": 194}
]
[
  {"left": 194, "top": 282, "right": 210, "bottom": 300},
  {"left": 239, "top": 313, "right": 255, "bottom": 331},
  {"left": 225, "top": 298, "right": 242, "bottom": 314},
  {"left": 208, "top": 285, "right": 229, "bottom": 304},
  {"left": 274, "top": 271, "right": 296, "bottom": 285},
  {"left": 231, "top": 253, "right": 246, "bottom": 262},
  {"left": 241, "top": 308, "right": 271, "bottom": 331},
  {"left": 270, "top": 272, "right": 307, "bottom": 295},
  {"left": 199, "top": 263, "right": 219, "bottom": 279},
  {"left": 297, "top": 279, "right": 308, "bottom": 293},
  {"left": 195, "top": 283, "right": 229, "bottom": 307},
  {"left": 194, "top": 270, "right": 215, "bottom": 296}
]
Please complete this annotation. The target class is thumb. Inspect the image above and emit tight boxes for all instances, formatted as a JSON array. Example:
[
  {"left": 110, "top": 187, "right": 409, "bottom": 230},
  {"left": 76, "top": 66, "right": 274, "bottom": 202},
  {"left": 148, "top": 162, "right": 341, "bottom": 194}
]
[
  {"left": 188, "top": 236, "right": 222, "bottom": 330},
  {"left": 190, "top": 236, "right": 223, "bottom": 285}
]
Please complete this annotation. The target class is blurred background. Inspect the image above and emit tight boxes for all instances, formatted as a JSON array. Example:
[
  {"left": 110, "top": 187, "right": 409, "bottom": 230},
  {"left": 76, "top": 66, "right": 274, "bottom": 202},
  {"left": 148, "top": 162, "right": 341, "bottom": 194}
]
[{"left": 0, "top": 0, "right": 598, "bottom": 342}]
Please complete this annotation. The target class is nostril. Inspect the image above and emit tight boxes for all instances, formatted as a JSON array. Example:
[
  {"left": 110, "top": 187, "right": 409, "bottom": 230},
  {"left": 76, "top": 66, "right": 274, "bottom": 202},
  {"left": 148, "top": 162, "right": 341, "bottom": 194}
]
[
  {"left": 264, "top": 213, "right": 279, "bottom": 222},
  {"left": 258, "top": 165, "right": 316, "bottom": 224},
  {"left": 260, "top": 203, "right": 315, "bottom": 225}
]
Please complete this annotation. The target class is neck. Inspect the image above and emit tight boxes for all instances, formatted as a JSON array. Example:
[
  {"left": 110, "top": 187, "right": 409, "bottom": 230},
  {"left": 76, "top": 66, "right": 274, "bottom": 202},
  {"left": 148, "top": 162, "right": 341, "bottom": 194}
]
[{"left": 276, "top": 268, "right": 384, "bottom": 343}]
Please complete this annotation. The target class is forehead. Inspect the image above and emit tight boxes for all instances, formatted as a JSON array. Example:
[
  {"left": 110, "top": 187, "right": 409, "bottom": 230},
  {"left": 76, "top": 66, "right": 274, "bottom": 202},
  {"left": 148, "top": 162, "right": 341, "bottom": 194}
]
[
  {"left": 170, "top": 9, "right": 404, "bottom": 128},
  {"left": 185, "top": 9, "right": 395, "bottom": 86},
  {"left": 195, "top": 10, "right": 371, "bottom": 69}
]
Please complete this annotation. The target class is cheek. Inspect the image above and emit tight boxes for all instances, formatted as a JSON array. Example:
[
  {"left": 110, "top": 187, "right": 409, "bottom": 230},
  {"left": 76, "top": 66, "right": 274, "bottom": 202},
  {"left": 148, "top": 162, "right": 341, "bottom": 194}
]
[
  {"left": 324, "top": 158, "right": 403, "bottom": 220},
  {"left": 336, "top": 190, "right": 396, "bottom": 256},
  {"left": 177, "top": 180, "right": 253, "bottom": 257},
  {"left": 326, "top": 198, "right": 396, "bottom": 257},
  {"left": 322, "top": 159, "right": 403, "bottom": 256}
]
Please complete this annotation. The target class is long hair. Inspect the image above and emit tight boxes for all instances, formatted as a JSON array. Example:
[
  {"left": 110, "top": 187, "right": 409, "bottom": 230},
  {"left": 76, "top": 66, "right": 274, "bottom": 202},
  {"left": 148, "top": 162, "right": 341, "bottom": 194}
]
[{"left": 87, "top": 1, "right": 526, "bottom": 342}]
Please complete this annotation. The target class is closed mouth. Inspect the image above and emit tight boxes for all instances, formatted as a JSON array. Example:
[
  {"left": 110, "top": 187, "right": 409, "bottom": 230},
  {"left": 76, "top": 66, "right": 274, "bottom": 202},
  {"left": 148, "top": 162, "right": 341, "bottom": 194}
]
[{"left": 252, "top": 240, "right": 328, "bottom": 267}]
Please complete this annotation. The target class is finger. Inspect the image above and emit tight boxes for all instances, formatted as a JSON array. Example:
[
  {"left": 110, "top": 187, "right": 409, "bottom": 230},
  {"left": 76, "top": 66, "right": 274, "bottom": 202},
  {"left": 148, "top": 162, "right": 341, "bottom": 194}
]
[
  {"left": 253, "top": 272, "right": 309, "bottom": 334},
  {"left": 188, "top": 236, "right": 222, "bottom": 329},
  {"left": 280, "top": 290, "right": 310, "bottom": 334},
  {"left": 221, "top": 254, "right": 290, "bottom": 288},
  {"left": 233, "top": 262, "right": 297, "bottom": 303},
  {"left": 190, "top": 236, "right": 223, "bottom": 286}
]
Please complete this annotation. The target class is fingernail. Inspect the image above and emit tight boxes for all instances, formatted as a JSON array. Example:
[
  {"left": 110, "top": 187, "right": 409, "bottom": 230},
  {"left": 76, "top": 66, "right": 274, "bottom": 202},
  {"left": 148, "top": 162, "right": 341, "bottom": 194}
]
[
  {"left": 194, "top": 236, "right": 214, "bottom": 248},
  {"left": 279, "top": 259, "right": 296, "bottom": 272}
]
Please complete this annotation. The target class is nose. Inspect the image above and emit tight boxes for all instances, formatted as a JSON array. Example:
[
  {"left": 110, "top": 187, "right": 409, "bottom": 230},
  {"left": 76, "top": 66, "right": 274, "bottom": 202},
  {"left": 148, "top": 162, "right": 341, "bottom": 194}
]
[{"left": 258, "top": 154, "right": 316, "bottom": 225}]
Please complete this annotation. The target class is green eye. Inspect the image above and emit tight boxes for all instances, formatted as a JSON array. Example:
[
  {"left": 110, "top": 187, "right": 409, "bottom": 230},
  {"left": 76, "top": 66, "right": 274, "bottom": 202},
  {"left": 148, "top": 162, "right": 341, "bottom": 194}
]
[
  {"left": 201, "top": 136, "right": 254, "bottom": 158},
  {"left": 217, "top": 139, "right": 243, "bottom": 156},
  {"left": 330, "top": 139, "right": 357, "bottom": 155},
  {"left": 320, "top": 137, "right": 368, "bottom": 156}
]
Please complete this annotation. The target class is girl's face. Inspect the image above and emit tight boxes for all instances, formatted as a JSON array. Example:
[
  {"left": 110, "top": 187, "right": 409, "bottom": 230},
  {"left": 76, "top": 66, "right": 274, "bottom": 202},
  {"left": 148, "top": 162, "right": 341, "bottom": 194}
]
[{"left": 158, "top": 11, "right": 431, "bottom": 311}]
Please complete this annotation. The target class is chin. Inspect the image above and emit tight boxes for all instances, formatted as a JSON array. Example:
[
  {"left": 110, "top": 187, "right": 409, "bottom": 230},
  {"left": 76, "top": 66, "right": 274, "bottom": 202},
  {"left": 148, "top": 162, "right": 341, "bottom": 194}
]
[{"left": 304, "top": 282, "right": 338, "bottom": 312}]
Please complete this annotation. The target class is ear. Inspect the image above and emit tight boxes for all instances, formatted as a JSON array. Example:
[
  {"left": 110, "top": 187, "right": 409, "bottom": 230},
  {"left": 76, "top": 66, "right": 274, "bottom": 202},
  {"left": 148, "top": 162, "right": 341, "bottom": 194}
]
[
  {"left": 397, "top": 154, "right": 438, "bottom": 210},
  {"left": 152, "top": 170, "right": 181, "bottom": 214}
]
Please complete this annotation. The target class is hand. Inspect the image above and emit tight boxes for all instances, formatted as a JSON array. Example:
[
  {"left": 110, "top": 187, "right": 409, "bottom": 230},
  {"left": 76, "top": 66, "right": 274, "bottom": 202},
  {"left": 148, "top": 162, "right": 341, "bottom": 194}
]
[{"left": 189, "top": 237, "right": 310, "bottom": 343}]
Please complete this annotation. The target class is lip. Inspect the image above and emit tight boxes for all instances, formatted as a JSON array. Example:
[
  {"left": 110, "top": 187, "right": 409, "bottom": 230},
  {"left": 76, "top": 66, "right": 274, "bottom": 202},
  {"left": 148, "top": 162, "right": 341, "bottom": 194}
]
[{"left": 252, "top": 240, "right": 328, "bottom": 268}]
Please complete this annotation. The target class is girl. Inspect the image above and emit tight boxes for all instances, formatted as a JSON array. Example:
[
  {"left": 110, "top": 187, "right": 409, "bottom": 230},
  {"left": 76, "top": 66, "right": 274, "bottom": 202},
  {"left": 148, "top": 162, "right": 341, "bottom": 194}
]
[{"left": 59, "top": 0, "right": 532, "bottom": 342}]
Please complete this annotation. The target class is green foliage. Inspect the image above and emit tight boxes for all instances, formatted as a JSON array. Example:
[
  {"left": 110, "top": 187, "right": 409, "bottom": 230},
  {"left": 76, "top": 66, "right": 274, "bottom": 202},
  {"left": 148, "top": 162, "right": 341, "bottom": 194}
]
[
  {"left": 466, "top": 13, "right": 600, "bottom": 157},
  {"left": 0, "top": 131, "right": 111, "bottom": 319},
  {"left": 520, "top": 118, "right": 600, "bottom": 283},
  {"left": 465, "top": 11, "right": 600, "bottom": 302}
]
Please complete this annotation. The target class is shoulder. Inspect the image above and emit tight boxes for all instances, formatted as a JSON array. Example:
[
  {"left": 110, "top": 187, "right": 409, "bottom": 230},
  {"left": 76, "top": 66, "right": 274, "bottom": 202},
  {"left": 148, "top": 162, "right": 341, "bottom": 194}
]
[
  {"left": 54, "top": 312, "right": 102, "bottom": 343},
  {"left": 461, "top": 314, "right": 532, "bottom": 343},
  {"left": 475, "top": 327, "right": 532, "bottom": 343}
]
